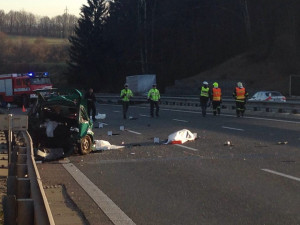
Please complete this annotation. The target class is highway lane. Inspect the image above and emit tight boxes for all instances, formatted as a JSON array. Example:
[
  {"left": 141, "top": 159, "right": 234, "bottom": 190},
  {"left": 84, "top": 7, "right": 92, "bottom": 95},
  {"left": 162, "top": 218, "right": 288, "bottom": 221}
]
[{"left": 67, "top": 103, "right": 299, "bottom": 225}]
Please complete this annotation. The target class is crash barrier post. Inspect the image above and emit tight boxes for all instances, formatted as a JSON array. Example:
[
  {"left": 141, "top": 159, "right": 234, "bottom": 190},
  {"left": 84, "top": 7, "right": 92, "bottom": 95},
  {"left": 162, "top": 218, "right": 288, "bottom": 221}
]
[
  {"left": 95, "top": 94, "right": 300, "bottom": 115},
  {"left": 0, "top": 114, "right": 55, "bottom": 225}
]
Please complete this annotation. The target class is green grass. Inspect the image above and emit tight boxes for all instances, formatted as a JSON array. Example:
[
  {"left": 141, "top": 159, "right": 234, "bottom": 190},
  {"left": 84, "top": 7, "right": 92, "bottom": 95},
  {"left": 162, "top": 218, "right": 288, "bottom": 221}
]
[{"left": 7, "top": 35, "right": 69, "bottom": 45}]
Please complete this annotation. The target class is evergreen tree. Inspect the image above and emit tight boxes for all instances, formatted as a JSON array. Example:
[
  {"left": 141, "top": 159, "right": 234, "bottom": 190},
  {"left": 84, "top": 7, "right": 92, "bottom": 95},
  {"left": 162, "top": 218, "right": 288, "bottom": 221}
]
[{"left": 67, "top": 0, "right": 108, "bottom": 90}]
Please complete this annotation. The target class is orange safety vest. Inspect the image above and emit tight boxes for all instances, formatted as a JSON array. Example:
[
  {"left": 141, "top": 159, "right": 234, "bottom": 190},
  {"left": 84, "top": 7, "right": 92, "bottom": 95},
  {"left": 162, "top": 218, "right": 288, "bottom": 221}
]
[
  {"left": 235, "top": 87, "right": 246, "bottom": 100},
  {"left": 212, "top": 88, "right": 221, "bottom": 101}
]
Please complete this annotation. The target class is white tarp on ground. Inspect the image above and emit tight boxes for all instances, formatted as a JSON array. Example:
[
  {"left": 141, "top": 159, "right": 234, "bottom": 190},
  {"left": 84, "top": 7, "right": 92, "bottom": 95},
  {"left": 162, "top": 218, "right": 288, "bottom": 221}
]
[
  {"left": 93, "top": 140, "right": 124, "bottom": 151},
  {"left": 166, "top": 129, "right": 197, "bottom": 144}
]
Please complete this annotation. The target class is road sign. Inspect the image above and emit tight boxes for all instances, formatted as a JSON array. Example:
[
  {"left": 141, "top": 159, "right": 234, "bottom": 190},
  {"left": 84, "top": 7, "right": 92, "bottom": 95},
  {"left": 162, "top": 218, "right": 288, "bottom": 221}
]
[{"left": 0, "top": 114, "right": 28, "bottom": 130}]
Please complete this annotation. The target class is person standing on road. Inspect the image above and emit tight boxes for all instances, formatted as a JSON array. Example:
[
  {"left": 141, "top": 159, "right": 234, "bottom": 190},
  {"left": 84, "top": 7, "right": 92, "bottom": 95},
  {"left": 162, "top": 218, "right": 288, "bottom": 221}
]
[
  {"left": 233, "top": 82, "right": 248, "bottom": 117},
  {"left": 120, "top": 83, "right": 133, "bottom": 119},
  {"left": 200, "top": 81, "right": 211, "bottom": 117},
  {"left": 147, "top": 83, "right": 160, "bottom": 117},
  {"left": 211, "top": 82, "right": 222, "bottom": 116},
  {"left": 85, "top": 88, "right": 96, "bottom": 121}
]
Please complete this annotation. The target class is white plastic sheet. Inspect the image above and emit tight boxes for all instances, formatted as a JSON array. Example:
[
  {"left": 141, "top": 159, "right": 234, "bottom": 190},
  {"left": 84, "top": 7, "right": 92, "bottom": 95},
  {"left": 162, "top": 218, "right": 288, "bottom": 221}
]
[
  {"left": 166, "top": 129, "right": 196, "bottom": 144},
  {"left": 95, "top": 113, "right": 106, "bottom": 119},
  {"left": 94, "top": 140, "right": 124, "bottom": 151}
]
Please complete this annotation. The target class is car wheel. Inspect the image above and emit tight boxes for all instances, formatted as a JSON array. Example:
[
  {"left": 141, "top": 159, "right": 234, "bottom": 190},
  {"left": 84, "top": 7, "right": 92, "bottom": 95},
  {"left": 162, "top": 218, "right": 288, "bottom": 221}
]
[{"left": 80, "top": 135, "right": 92, "bottom": 155}]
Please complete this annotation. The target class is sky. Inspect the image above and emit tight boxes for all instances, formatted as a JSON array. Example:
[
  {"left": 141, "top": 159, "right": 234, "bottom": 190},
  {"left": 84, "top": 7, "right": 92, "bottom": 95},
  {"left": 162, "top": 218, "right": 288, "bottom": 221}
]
[{"left": 0, "top": 0, "right": 86, "bottom": 17}]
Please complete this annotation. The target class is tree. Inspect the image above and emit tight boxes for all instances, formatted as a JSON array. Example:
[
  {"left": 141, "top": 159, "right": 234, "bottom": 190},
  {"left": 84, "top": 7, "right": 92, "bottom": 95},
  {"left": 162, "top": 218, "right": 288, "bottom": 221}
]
[
  {"left": 0, "top": 10, "right": 5, "bottom": 32},
  {"left": 67, "top": 0, "right": 108, "bottom": 90}
]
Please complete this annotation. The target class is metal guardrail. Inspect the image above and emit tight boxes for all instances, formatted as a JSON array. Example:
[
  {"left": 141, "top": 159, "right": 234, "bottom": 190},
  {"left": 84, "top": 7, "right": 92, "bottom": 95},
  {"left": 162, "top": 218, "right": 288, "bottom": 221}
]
[
  {"left": 0, "top": 114, "right": 55, "bottom": 225},
  {"left": 95, "top": 94, "right": 300, "bottom": 114}
]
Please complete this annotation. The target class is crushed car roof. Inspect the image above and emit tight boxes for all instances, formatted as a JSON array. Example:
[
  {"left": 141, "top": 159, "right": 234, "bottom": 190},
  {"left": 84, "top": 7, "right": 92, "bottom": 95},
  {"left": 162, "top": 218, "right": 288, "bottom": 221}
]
[{"left": 36, "top": 88, "right": 83, "bottom": 106}]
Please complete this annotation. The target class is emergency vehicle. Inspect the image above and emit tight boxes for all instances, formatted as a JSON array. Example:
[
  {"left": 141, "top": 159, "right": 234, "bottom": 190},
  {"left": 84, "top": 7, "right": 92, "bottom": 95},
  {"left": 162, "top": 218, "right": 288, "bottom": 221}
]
[{"left": 0, "top": 72, "right": 52, "bottom": 107}]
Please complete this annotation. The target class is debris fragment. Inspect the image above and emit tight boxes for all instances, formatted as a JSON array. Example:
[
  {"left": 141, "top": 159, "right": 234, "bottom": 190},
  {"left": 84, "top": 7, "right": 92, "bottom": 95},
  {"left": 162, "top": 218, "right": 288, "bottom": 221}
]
[
  {"left": 224, "top": 141, "right": 233, "bottom": 146},
  {"left": 95, "top": 113, "right": 106, "bottom": 119},
  {"left": 132, "top": 144, "right": 141, "bottom": 147},
  {"left": 154, "top": 137, "right": 160, "bottom": 143}
]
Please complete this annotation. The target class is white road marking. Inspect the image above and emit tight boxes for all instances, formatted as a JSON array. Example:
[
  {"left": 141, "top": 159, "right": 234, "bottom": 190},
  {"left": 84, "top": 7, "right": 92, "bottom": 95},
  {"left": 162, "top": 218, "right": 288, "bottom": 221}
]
[
  {"left": 161, "top": 108, "right": 201, "bottom": 114},
  {"left": 174, "top": 144, "right": 198, "bottom": 151},
  {"left": 222, "top": 126, "right": 244, "bottom": 131},
  {"left": 242, "top": 116, "right": 300, "bottom": 124},
  {"left": 126, "top": 129, "right": 142, "bottom": 135},
  {"left": 158, "top": 108, "right": 300, "bottom": 124},
  {"left": 261, "top": 169, "right": 300, "bottom": 182},
  {"left": 139, "top": 114, "right": 150, "bottom": 117},
  {"left": 113, "top": 110, "right": 120, "bottom": 113},
  {"left": 103, "top": 104, "right": 300, "bottom": 124},
  {"left": 173, "top": 119, "right": 188, "bottom": 123},
  {"left": 63, "top": 163, "right": 136, "bottom": 225}
]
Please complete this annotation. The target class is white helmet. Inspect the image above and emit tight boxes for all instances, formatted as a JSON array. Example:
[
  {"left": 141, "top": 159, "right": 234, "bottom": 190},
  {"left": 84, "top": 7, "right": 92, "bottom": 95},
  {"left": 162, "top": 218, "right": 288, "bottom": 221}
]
[
  {"left": 237, "top": 82, "right": 243, "bottom": 88},
  {"left": 203, "top": 81, "right": 208, "bottom": 85}
]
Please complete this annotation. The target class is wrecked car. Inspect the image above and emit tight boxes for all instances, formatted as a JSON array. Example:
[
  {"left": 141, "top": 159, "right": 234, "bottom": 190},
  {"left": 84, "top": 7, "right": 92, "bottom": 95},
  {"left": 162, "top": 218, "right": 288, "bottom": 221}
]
[{"left": 28, "top": 88, "right": 94, "bottom": 157}]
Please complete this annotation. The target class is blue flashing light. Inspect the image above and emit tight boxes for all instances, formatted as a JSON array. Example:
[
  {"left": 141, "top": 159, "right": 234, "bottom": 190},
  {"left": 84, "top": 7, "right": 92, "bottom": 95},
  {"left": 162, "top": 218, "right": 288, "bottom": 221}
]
[
  {"left": 27, "top": 72, "right": 34, "bottom": 77},
  {"left": 44, "top": 72, "right": 48, "bottom": 76}
]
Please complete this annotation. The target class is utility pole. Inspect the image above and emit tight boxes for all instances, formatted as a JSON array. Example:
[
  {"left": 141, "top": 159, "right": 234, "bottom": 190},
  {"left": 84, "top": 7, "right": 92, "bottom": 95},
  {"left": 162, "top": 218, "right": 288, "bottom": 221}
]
[
  {"left": 138, "top": 0, "right": 148, "bottom": 74},
  {"left": 63, "top": 6, "right": 68, "bottom": 38}
]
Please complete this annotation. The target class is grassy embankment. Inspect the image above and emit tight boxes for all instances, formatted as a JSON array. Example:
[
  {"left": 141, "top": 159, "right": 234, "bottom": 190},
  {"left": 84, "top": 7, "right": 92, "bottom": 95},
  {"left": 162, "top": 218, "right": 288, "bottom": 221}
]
[
  {"left": 5, "top": 35, "right": 70, "bottom": 87},
  {"left": 7, "top": 34, "right": 69, "bottom": 45}
]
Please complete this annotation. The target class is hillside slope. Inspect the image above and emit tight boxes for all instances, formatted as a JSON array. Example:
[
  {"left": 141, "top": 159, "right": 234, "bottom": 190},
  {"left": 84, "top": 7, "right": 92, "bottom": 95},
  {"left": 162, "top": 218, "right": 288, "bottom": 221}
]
[{"left": 165, "top": 51, "right": 299, "bottom": 97}]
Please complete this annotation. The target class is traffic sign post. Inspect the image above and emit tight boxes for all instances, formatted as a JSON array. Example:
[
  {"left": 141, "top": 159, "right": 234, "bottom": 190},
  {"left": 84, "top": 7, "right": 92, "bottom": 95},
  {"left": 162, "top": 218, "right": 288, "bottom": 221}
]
[{"left": 0, "top": 114, "right": 28, "bottom": 164}]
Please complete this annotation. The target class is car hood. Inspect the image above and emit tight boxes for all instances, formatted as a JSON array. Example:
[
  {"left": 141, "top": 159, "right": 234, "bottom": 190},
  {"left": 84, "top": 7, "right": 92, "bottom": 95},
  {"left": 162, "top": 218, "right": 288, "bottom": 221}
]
[{"left": 36, "top": 88, "right": 85, "bottom": 107}]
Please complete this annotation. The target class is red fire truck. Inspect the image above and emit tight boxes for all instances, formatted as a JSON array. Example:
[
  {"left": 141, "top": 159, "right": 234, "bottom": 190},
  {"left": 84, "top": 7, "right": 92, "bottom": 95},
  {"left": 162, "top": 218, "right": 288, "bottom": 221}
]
[{"left": 0, "top": 72, "right": 52, "bottom": 107}]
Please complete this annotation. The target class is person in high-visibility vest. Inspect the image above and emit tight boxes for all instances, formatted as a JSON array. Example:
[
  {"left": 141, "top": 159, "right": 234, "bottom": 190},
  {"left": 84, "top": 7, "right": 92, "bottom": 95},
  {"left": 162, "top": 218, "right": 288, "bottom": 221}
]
[
  {"left": 200, "top": 81, "right": 211, "bottom": 117},
  {"left": 233, "top": 82, "right": 248, "bottom": 117},
  {"left": 120, "top": 83, "right": 133, "bottom": 119},
  {"left": 147, "top": 83, "right": 160, "bottom": 117},
  {"left": 211, "top": 82, "right": 222, "bottom": 116}
]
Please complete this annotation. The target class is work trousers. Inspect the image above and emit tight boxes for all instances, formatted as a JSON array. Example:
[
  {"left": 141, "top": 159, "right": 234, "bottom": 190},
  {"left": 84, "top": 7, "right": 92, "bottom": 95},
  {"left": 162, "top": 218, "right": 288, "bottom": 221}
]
[
  {"left": 150, "top": 100, "right": 159, "bottom": 117},
  {"left": 87, "top": 103, "right": 96, "bottom": 120},
  {"left": 122, "top": 101, "right": 130, "bottom": 119},
  {"left": 200, "top": 97, "right": 209, "bottom": 117},
  {"left": 212, "top": 101, "right": 221, "bottom": 115},
  {"left": 235, "top": 101, "right": 246, "bottom": 117}
]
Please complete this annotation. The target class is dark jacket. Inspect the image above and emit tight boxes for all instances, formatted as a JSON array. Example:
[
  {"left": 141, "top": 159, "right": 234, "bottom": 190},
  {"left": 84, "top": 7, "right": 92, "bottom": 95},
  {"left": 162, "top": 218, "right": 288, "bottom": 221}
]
[{"left": 85, "top": 92, "right": 96, "bottom": 106}]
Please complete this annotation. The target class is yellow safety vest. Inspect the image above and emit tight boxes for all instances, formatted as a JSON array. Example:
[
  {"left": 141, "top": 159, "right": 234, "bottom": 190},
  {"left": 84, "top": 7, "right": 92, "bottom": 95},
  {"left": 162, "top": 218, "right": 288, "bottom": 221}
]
[{"left": 200, "top": 87, "right": 209, "bottom": 97}]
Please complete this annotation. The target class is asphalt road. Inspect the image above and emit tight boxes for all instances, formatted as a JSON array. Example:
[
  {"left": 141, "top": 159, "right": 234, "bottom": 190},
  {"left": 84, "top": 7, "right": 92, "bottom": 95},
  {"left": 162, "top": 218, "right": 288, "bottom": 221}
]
[{"left": 56, "top": 103, "right": 300, "bottom": 225}]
